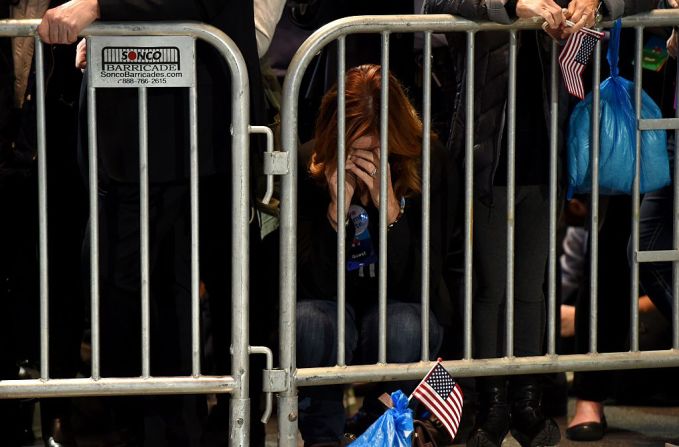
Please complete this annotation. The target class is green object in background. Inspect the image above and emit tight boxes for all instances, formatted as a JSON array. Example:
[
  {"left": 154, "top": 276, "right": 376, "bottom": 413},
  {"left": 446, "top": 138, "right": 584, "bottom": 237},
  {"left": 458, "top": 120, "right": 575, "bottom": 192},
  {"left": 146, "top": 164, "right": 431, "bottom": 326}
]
[{"left": 642, "top": 35, "right": 669, "bottom": 72}]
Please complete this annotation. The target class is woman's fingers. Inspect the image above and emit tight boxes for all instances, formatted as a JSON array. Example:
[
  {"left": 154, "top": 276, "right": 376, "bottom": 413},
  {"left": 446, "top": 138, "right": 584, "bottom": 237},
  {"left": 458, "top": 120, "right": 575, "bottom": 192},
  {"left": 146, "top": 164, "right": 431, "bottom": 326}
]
[
  {"left": 542, "top": 7, "right": 558, "bottom": 29},
  {"left": 668, "top": 31, "right": 678, "bottom": 58},
  {"left": 564, "top": 13, "right": 588, "bottom": 35},
  {"left": 348, "top": 164, "right": 375, "bottom": 191},
  {"left": 350, "top": 156, "right": 377, "bottom": 178},
  {"left": 350, "top": 149, "right": 379, "bottom": 164},
  {"left": 75, "top": 38, "right": 87, "bottom": 69}
]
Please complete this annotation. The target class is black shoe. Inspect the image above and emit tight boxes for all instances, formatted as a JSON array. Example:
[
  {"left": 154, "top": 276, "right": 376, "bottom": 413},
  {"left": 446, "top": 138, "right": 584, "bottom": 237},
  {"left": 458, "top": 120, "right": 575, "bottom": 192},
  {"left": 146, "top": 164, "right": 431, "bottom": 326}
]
[
  {"left": 566, "top": 415, "right": 607, "bottom": 442},
  {"left": 466, "top": 378, "right": 509, "bottom": 447},
  {"left": 509, "top": 379, "right": 561, "bottom": 447}
]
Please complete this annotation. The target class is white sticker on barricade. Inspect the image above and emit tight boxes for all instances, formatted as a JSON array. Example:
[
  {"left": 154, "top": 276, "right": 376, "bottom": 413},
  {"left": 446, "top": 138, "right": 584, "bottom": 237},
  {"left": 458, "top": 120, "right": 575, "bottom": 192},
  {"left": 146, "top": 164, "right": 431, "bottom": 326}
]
[{"left": 88, "top": 36, "right": 195, "bottom": 88}]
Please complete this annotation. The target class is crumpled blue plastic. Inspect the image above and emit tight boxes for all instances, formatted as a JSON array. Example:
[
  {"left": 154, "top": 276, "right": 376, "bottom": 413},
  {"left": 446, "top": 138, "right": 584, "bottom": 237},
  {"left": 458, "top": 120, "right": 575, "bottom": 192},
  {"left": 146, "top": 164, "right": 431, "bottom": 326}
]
[
  {"left": 348, "top": 390, "right": 414, "bottom": 447},
  {"left": 567, "top": 19, "right": 670, "bottom": 197}
]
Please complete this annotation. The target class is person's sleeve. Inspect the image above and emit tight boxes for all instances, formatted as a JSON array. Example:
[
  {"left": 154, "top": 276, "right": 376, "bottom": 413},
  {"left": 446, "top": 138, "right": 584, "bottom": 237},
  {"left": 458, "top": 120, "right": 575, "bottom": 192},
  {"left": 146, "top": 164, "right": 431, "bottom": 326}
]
[
  {"left": 254, "top": 0, "right": 286, "bottom": 57},
  {"left": 423, "top": 0, "right": 516, "bottom": 24},
  {"left": 619, "top": 0, "right": 656, "bottom": 16},
  {"left": 599, "top": 0, "right": 623, "bottom": 19},
  {"left": 385, "top": 201, "right": 413, "bottom": 284},
  {"left": 98, "top": 0, "right": 227, "bottom": 21},
  {"left": 385, "top": 144, "right": 448, "bottom": 302},
  {"left": 560, "top": 227, "right": 588, "bottom": 301},
  {"left": 297, "top": 143, "right": 341, "bottom": 300},
  {"left": 299, "top": 208, "right": 344, "bottom": 300}
]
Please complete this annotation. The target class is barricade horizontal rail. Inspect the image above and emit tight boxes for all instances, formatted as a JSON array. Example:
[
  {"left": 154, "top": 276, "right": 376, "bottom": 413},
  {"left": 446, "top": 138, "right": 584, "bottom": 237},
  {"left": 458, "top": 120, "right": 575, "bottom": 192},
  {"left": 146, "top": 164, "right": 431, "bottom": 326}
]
[
  {"left": 278, "top": 10, "right": 679, "bottom": 445},
  {"left": 294, "top": 350, "right": 679, "bottom": 386},
  {"left": 0, "top": 376, "right": 237, "bottom": 399},
  {"left": 0, "top": 18, "right": 253, "bottom": 446}
]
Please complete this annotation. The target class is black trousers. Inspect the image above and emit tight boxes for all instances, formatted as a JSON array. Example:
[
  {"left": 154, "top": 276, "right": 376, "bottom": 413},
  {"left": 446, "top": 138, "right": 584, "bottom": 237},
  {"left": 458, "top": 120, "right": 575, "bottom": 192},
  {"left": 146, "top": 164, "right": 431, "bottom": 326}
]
[
  {"left": 473, "top": 186, "right": 550, "bottom": 359},
  {"left": 0, "top": 171, "right": 38, "bottom": 447},
  {"left": 89, "top": 180, "right": 200, "bottom": 446},
  {"left": 88, "top": 174, "right": 272, "bottom": 446},
  {"left": 573, "top": 196, "right": 631, "bottom": 402},
  {"left": 86, "top": 174, "right": 240, "bottom": 446}
]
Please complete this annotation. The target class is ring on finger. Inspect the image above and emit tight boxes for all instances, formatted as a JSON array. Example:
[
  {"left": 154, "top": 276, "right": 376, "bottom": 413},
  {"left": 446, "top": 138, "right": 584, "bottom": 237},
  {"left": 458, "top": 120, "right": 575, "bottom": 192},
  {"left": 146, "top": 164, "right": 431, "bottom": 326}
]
[{"left": 370, "top": 167, "right": 377, "bottom": 177}]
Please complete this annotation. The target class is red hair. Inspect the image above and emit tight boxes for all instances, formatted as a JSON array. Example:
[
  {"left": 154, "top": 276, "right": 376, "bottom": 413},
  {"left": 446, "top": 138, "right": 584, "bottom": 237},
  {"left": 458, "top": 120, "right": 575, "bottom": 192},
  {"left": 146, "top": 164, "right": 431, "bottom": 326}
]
[{"left": 308, "top": 64, "right": 435, "bottom": 198}]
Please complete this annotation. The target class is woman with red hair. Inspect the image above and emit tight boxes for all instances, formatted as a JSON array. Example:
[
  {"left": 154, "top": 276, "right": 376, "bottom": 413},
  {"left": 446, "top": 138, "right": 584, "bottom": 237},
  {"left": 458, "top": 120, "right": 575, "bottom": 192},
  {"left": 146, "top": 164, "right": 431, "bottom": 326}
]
[{"left": 295, "top": 64, "right": 459, "bottom": 446}]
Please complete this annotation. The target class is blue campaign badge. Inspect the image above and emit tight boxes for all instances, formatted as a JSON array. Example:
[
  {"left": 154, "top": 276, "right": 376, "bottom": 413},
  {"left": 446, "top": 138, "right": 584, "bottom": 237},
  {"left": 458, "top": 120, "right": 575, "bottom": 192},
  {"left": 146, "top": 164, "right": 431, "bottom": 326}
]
[{"left": 347, "top": 204, "right": 377, "bottom": 272}]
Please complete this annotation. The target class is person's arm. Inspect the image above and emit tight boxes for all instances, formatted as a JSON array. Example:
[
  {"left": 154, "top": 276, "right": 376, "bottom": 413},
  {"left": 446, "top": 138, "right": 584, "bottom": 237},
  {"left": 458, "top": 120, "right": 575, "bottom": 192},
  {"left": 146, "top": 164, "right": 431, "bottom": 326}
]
[
  {"left": 297, "top": 142, "right": 348, "bottom": 300},
  {"left": 254, "top": 0, "right": 286, "bottom": 57},
  {"left": 385, "top": 143, "right": 449, "bottom": 301},
  {"left": 98, "top": 0, "right": 227, "bottom": 21},
  {"left": 38, "top": 0, "right": 100, "bottom": 44},
  {"left": 38, "top": 0, "right": 227, "bottom": 44},
  {"left": 425, "top": 0, "right": 567, "bottom": 27},
  {"left": 424, "top": 0, "right": 503, "bottom": 22}
]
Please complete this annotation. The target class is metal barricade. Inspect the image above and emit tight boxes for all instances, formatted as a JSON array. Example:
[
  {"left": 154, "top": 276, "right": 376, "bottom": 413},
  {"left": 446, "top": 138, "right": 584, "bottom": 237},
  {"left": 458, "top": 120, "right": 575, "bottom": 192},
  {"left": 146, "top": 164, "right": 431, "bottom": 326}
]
[
  {"left": 277, "top": 10, "right": 679, "bottom": 445},
  {"left": 0, "top": 19, "right": 273, "bottom": 447}
]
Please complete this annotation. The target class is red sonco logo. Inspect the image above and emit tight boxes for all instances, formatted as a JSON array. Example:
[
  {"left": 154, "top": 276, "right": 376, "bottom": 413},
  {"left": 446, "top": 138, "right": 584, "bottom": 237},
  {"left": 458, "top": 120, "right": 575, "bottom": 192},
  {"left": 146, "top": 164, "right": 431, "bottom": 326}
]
[{"left": 102, "top": 47, "right": 180, "bottom": 67}]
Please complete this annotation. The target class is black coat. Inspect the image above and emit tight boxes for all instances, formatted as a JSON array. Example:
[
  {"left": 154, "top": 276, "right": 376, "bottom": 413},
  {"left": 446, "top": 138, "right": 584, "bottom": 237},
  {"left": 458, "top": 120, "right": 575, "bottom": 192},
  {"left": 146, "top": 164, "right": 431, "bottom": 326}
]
[
  {"left": 424, "top": 0, "right": 627, "bottom": 205},
  {"left": 83, "top": 0, "right": 264, "bottom": 183}
]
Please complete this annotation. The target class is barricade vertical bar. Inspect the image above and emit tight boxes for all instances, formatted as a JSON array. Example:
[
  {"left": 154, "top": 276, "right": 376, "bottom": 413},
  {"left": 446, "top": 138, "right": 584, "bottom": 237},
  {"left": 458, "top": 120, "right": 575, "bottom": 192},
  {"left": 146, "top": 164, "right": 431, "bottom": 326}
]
[
  {"left": 87, "top": 40, "right": 101, "bottom": 378},
  {"left": 378, "top": 31, "right": 390, "bottom": 364},
  {"left": 280, "top": 29, "right": 300, "bottom": 447},
  {"left": 505, "top": 30, "right": 517, "bottom": 358},
  {"left": 189, "top": 84, "right": 201, "bottom": 376},
  {"left": 674, "top": 58, "right": 679, "bottom": 350},
  {"left": 464, "top": 31, "right": 475, "bottom": 360},
  {"left": 230, "top": 43, "right": 251, "bottom": 447},
  {"left": 337, "top": 36, "right": 347, "bottom": 367},
  {"left": 548, "top": 41, "right": 559, "bottom": 355},
  {"left": 589, "top": 40, "right": 602, "bottom": 354},
  {"left": 421, "top": 31, "right": 432, "bottom": 361},
  {"left": 631, "top": 27, "right": 643, "bottom": 352},
  {"left": 139, "top": 87, "right": 151, "bottom": 378},
  {"left": 35, "top": 37, "right": 49, "bottom": 379}
]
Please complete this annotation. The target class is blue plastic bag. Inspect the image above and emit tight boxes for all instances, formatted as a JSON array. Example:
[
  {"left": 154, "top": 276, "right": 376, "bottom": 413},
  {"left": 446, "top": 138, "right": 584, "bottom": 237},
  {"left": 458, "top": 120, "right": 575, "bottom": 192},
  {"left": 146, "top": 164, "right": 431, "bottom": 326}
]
[
  {"left": 348, "top": 390, "right": 414, "bottom": 447},
  {"left": 567, "top": 19, "right": 670, "bottom": 196}
]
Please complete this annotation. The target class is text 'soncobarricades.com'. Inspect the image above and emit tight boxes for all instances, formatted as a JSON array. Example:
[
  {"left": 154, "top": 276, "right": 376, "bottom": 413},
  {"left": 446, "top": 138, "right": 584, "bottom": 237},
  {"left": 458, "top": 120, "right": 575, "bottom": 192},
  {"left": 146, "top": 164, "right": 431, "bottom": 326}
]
[{"left": 88, "top": 36, "right": 196, "bottom": 88}]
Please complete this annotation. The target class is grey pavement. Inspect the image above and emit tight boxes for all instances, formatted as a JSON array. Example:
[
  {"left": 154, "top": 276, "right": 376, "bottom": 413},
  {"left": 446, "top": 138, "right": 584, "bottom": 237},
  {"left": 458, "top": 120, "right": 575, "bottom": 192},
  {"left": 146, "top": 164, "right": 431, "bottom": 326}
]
[{"left": 22, "top": 397, "right": 679, "bottom": 446}]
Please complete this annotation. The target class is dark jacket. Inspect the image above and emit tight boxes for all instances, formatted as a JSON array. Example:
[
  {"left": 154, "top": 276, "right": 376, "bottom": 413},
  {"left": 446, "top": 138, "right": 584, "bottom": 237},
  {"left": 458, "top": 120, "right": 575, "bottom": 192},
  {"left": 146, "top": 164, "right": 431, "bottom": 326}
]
[
  {"left": 424, "top": 0, "right": 626, "bottom": 205},
  {"left": 83, "top": 0, "right": 264, "bottom": 183},
  {"left": 297, "top": 139, "right": 461, "bottom": 324}
]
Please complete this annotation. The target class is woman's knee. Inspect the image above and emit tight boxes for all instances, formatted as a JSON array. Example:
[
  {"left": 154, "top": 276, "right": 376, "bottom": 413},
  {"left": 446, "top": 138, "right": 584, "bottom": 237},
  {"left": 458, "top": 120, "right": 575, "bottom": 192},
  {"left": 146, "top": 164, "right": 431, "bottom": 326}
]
[
  {"left": 361, "top": 302, "right": 443, "bottom": 363},
  {"left": 296, "top": 300, "right": 357, "bottom": 367}
]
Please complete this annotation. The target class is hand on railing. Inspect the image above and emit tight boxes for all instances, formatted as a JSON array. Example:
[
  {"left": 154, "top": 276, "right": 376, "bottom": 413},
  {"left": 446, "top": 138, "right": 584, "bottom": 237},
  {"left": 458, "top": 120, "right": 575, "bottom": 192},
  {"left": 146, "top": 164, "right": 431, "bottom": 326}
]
[
  {"left": 668, "top": 30, "right": 678, "bottom": 58},
  {"left": 75, "top": 38, "right": 87, "bottom": 71},
  {"left": 562, "top": 0, "right": 600, "bottom": 35},
  {"left": 667, "top": 0, "right": 679, "bottom": 57},
  {"left": 37, "top": 0, "right": 100, "bottom": 44},
  {"left": 516, "top": 0, "right": 568, "bottom": 29}
]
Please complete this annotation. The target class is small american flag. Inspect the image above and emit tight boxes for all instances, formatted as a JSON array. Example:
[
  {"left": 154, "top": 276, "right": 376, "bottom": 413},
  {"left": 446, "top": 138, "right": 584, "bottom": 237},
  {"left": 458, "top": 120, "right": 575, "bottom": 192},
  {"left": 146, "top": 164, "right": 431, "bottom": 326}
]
[
  {"left": 411, "top": 361, "right": 464, "bottom": 441},
  {"left": 559, "top": 27, "right": 604, "bottom": 99}
]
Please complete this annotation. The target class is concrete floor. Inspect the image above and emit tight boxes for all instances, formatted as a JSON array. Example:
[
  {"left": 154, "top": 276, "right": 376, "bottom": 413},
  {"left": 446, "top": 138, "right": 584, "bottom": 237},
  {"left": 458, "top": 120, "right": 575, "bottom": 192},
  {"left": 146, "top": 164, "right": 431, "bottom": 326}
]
[
  {"left": 23, "top": 398, "right": 679, "bottom": 446},
  {"left": 262, "top": 399, "right": 679, "bottom": 447}
]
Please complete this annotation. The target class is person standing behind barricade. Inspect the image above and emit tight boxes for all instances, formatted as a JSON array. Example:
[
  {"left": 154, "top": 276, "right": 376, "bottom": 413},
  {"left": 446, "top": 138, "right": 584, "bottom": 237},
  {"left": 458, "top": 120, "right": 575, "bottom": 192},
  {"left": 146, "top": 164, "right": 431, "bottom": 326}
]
[
  {"left": 423, "top": 0, "right": 625, "bottom": 445},
  {"left": 38, "top": 0, "right": 267, "bottom": 445},
  {"left": 635, "top": 0, "right": 679, "bottom": 346},
  {"left": 1, "top": 5, "right": 40, "bottom": 443},
  {"left": 3, "top": 1, "right": 88, "bottom": 446},
  {"left": 296, "top": 64, "right": 459, "bottom": 447}
]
